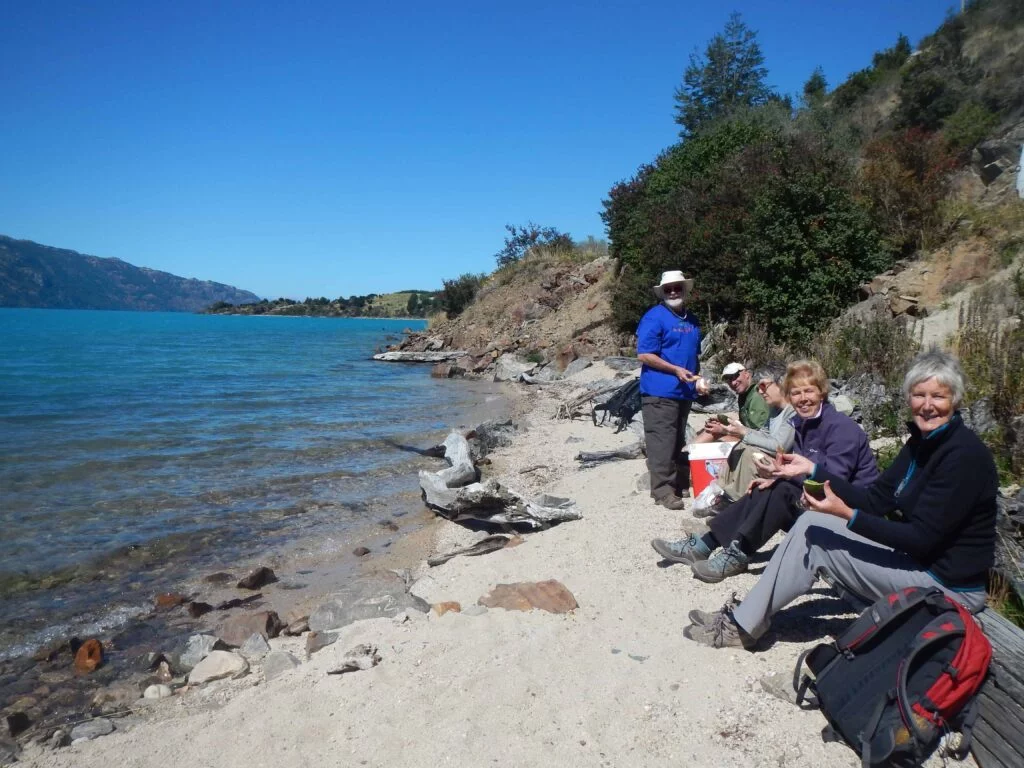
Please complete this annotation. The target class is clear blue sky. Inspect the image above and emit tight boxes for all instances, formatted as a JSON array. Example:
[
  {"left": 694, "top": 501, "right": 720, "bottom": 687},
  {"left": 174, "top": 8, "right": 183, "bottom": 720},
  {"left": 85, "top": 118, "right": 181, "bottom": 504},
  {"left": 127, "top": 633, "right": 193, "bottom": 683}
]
[{"left": 0, "top": 1, "right": 957, "bottom": 299}]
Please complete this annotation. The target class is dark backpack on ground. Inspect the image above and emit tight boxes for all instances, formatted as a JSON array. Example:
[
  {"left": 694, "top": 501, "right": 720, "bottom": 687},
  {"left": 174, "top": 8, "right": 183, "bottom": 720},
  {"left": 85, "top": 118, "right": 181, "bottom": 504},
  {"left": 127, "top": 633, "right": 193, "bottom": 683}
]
[
  {"left": 592, "top": 378, "right": 642, "bottom": 433},
  {"left": 793, "top": 586, "right": 991, "bottom": 767}
]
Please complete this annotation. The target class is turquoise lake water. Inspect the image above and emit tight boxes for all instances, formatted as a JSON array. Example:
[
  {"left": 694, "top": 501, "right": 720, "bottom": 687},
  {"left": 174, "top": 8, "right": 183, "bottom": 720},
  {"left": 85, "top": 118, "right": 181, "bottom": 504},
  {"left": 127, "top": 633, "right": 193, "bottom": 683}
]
[{"left": 0, "top": 309, "right": 497, "bottom": 658}]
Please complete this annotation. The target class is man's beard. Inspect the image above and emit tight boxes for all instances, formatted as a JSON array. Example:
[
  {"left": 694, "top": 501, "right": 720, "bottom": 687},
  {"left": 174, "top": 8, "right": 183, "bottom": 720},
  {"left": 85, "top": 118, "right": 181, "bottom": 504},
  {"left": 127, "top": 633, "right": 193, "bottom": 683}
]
[{"left": 665, "top": 297, "right": 684, "bottom": 310}]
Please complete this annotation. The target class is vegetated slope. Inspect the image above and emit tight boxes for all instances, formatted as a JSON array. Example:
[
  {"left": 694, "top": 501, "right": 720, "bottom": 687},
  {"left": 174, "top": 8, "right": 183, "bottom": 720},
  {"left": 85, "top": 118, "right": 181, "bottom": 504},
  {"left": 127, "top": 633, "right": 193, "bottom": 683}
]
[
  {"left": 204, "top": 289, "right": 441, "bottom": 318},
  {"left": 0, "top": 235, "right": 260, "bottom": 312},
  {"left": 393, "top": 254, "right": 629, "bottom": 369}
]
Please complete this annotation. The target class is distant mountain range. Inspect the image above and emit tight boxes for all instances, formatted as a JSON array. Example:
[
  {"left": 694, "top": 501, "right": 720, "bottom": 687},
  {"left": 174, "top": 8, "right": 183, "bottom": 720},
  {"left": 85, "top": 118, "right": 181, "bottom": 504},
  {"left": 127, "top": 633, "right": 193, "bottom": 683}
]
[{"left": 0, "top": 235, "right": 261, "bottom": 312}]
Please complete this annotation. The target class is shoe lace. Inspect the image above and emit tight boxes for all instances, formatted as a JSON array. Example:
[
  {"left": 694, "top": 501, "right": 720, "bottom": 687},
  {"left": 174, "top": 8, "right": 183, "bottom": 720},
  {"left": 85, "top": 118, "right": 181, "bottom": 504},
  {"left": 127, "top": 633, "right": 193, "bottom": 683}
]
[
  {"left": 709, "top": 543, "right": 745, "bottom": 574},
  {"left": 707, "top": 610, "right": 738, "bottom": 648}
]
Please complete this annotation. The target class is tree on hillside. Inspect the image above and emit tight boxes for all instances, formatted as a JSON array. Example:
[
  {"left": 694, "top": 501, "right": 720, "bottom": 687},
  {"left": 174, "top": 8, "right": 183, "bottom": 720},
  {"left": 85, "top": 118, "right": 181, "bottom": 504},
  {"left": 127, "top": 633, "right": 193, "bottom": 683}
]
[
  {"left": 802, "top": 67, "right": 827, "bottom": 109},
  {"left": 673, "top": 13, "right": 775, "bottom": 138},
  {"left": 494, "top": 223, "right": 574, "bottom": 267}
]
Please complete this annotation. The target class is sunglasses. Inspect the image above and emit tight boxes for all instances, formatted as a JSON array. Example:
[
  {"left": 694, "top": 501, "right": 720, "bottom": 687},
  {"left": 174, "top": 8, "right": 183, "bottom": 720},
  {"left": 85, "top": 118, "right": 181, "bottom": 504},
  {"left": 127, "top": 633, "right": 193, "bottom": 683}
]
[{"left": 662, "top": 284, "right": 686, "bottom": 294}]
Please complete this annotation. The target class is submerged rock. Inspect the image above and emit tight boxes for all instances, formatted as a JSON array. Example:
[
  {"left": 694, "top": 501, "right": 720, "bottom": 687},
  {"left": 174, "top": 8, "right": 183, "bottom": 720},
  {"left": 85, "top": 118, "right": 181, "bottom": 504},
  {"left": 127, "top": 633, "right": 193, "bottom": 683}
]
[
  {"left": 73, "top": 638, "right": 104, "bottom": 674},
  {"left": 236, "top": 566, "right": 277, "bottom": 590}
]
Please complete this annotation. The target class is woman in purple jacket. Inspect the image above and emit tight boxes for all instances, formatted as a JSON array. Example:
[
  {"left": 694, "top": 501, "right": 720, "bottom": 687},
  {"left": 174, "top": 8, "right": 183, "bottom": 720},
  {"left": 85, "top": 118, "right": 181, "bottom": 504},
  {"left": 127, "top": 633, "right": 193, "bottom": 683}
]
[{"left": 651, "top": 360, "right": 878, "bottom": 581}]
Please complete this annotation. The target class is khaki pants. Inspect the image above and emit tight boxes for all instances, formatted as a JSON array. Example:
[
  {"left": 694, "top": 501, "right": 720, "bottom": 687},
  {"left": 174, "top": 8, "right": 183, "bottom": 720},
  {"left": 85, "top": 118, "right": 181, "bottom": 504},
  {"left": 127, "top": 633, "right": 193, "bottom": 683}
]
[
  {"left": 719, "top": 445, "right": 761, "bottom": 501},
  {"left": 641, "top": 396, "right": 692, "bottom": 500}
]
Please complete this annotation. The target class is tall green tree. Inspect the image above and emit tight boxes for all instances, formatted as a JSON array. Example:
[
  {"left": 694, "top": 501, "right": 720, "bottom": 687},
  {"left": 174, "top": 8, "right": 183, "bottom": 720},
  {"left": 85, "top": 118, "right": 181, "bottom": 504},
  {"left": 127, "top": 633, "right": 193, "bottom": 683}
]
[{"left": 673, "top": 13, "right": 774, "bottom": 138}]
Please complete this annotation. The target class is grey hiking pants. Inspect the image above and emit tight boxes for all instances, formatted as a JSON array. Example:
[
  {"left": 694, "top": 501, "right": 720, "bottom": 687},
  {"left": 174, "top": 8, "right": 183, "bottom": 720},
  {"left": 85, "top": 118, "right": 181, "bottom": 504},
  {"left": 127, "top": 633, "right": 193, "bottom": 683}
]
[
  {"left": 642, "top": 396, "right": 692, "bottom": 500},
  {"left": 731, "top": 511, "right": 987, "bottom": 639}
]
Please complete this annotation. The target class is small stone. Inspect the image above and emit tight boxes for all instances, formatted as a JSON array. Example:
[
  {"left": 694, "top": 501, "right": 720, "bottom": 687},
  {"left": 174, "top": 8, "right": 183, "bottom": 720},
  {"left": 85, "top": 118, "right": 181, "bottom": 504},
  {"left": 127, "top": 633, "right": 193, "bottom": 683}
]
[
  {"left": 283, "top": 617, "right": 309, "bottom": 636},
  {"left": 305, "top": 631, "right": 339, "bottom": 658},
  {"left": 353, "top": 546, "right": 370, "bottom": 557},
  {"left": 179, "top": 634, "right": 224, "bottom": 670},
  {"left": 432, "top": 601, "right": 461, "bottom": 617},
  {"left": 70, "top": 717, "right": 114, "bottom": 742},
  {"left": 49, "top": 728, "right": 70, "bottom": 749},
  {"left": 154, "top": 592, "right": 187, "bottom": 611},
  {"left": 263, "top": 651, "right": 301, "bottom": 682},
  {"left": 237, "top": 566, "right": 277, "bottom": 590},
  {"left": 187, "top": 651, "right": 249, "bottom": 685},
  {"left": 143, "top": 684, "right": 173, "bottom": 700},
  {"left": 326, "top": 644, "right": 381, "bottom": 675},
  {"left": 74, "top": 638, "right": 104, "bottom": 674},
  {"left": 92, "top": 682, "right": 141, "bottom": 711},
  {"left": 239, "top": 632, "right": 271, "bottom": 660},
  {"left": 217, "top": 611, "right": 283, "bottom": 647}
]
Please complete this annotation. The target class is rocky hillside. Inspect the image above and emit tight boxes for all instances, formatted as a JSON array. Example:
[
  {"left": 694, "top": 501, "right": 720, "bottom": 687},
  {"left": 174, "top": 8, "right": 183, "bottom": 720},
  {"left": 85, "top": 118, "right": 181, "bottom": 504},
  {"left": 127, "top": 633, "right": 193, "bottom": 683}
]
[
  {"left": 387, "top": 255, "right": 628, "bottom": 379},
  {"left": 0, "top": 235, "right": 260, "bottom": 312}
]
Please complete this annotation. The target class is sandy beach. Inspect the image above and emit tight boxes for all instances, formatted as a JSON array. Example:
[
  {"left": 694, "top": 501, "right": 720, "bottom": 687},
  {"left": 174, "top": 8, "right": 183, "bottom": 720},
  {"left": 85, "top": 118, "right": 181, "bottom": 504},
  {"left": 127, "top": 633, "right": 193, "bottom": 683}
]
[{"left": 13, "top": 361, "right": 967, "bottom": 768}]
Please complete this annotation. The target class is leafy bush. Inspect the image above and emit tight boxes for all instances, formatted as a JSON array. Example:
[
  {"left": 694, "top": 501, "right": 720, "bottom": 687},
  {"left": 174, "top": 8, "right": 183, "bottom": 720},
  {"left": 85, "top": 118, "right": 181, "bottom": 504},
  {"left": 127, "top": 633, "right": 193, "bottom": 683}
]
[
  {"left": 942, "top": 101, "right": 999, "bottom": 150},
  {"left": 494, "top": 223, "right": 573, "bottom": 268},
  {"left": 440, "top": 273, "right": 485, "bottom": 318}
]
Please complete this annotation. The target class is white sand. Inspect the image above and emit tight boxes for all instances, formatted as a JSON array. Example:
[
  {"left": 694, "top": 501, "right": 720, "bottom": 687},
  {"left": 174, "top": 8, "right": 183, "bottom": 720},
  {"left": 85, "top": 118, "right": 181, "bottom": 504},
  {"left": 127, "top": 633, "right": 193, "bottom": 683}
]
[{"left": 17, "top": 363, "right": 965, "bottom": 767}]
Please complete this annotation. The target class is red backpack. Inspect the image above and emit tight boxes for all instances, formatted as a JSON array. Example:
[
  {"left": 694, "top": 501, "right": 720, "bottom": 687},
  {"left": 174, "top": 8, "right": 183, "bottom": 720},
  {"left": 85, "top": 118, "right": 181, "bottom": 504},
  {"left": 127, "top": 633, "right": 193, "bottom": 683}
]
[{"left": 793, "top": 586, "right": 992, "bottom": 766}]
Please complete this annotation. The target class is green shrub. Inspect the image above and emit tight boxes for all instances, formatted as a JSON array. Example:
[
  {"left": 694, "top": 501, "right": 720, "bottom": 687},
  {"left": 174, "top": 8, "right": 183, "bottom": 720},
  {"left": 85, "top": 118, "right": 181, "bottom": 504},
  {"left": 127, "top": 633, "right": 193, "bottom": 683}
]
[
  {"left": 440, "top": 273, "right": 485, "bottom": 318},
  {"left": 943, "top": 101, "right": 999, "bottom": 150}
]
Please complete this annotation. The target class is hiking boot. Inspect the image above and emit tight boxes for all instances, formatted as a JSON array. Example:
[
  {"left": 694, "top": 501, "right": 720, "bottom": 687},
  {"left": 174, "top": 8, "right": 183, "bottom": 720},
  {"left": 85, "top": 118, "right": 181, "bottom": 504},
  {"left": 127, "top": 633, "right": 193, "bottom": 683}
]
[
  {"left": 688, "top": 593, "right": 741, "bottom": 626},
  {"left": 691, "top": 494, "right": 730, "bottom": 519},
  {"left": 690, "top": 540, "right": 749, "bottom": 583},
  {"left": 655, "top": 494, "right": 688, "bottom": 510},
  {"left": 683, "top": 610, "right": 757, "bottom": 650},
  {"left": 650, "top": 533, "right": 711, "bottom": 564}
]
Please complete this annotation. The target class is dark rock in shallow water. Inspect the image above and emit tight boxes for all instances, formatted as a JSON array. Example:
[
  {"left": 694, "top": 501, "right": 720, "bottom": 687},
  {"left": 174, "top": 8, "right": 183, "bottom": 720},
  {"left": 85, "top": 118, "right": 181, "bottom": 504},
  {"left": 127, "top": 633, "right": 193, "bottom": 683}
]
[
  {"left": 154, "top": 592, "right": 188, "bottom": 611},
  {"left": 4, "top": 711, "right": 31, "bottom": 737},
  {"left": 203, "top": 572, "right": 234, "bottom": 584},
  {"left": 215, "top": 593, "right": 263, "bottom": 610},
  {"left": 188, "top": 601, "right": 214, "bottom": 618},
  {"left": 237, "top": 566, "right": 277, "bottom": 590},
  {"left": 353, "top": 546, "right": 370, "bottom": 557}
]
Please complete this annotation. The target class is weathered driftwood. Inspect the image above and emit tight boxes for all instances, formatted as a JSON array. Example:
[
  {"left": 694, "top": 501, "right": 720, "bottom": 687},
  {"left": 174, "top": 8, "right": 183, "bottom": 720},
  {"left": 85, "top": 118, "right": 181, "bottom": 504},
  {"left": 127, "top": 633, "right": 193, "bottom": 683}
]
[
  {"left": 972, "top": 608, "right": 1024, "bottom": 768},
  {"left": 575, "top": 442, "right": 645, "bottom": 469},
  {"left": 427, "top": 535, "right": 512, "bottom": 567},
  {"left": 372, "top": 350, "right": 466, "bottom": 363},
  {"left": 419, "top": 475, "right": 581, "bottom": 528},
  {"left": 435, "top": 431, "right": 477, "bottom": 488},
  {"left": 555, "top": 378, "right": 631, "bottom": 420}
]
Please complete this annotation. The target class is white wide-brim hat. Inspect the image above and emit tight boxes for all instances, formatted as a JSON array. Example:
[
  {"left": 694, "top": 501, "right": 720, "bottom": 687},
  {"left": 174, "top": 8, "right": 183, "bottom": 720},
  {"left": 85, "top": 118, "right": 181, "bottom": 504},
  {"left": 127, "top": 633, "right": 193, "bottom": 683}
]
[{"left": 652, "top": 270, "right": 695, "bottom": 299}]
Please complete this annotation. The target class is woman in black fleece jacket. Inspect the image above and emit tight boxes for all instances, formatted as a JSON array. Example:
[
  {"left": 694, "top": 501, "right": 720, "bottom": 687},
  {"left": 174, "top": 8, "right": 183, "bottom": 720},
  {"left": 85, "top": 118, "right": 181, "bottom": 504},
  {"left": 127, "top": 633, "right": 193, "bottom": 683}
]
[{"left": 684, "top": 349, "right": 997, "bottom": 650}]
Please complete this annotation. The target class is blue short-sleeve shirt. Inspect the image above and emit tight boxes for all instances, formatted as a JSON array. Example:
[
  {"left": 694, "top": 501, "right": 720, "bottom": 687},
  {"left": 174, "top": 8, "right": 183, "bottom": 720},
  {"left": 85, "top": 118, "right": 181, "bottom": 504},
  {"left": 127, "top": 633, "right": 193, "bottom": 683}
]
[{"left": 636, "top": 304, "right": 701, "bottom": 400}]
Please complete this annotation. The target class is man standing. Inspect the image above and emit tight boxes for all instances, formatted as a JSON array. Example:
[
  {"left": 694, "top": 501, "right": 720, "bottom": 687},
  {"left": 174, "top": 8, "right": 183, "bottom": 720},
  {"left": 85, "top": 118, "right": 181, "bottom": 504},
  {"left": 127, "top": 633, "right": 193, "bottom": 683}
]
[{"left": 637, "top": 270, "right": 704, "bottom": 510}]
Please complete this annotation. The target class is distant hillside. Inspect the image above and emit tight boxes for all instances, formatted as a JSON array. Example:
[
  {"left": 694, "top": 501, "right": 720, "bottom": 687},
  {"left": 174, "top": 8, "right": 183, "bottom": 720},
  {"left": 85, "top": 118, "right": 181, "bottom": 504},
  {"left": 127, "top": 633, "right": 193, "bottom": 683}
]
[
  {"left": 204, "top": 289, "right": 443, "bottom": 318},
  {"left": 0, "top": 235, "right": 260, "bottom": 312}
]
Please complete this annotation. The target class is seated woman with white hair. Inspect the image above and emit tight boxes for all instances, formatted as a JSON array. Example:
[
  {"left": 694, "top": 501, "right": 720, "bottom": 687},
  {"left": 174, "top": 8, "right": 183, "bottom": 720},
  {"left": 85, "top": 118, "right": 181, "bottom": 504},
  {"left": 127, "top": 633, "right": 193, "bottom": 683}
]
[{"left": 684, "top": 349, "right": 998, "bottom": 650}]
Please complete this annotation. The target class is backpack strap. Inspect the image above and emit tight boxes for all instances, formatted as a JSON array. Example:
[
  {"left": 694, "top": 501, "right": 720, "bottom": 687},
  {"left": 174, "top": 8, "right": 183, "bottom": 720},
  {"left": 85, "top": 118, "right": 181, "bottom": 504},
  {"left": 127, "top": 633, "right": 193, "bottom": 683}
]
[
  {"left": 792, "top": 647, "right": 821, "bottom": 709},
  {"left": 894, "top": 613, "right": 967, "bottom": 744},
  {"left": 946, "top": 697, "right": 980, "bottom": 760},
  {"left": 834, "top": 586, "right": 947, "bottom": 653},
  {"left": 859, "top": 689, "right": 897, "bottom": 768}
]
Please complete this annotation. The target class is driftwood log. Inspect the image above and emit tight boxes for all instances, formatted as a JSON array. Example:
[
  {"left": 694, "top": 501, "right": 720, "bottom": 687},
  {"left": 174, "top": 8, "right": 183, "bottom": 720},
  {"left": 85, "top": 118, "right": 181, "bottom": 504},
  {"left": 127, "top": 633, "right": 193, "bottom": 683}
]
[
  {"left": 972, "top": 608, "right": 1024, "bottom": 768},
  {"left": 418, "top": 432, "right": 581, "bottom": 529},
  {"left": 555, "top": 379, "right": 629, "bottom": 420},
  {"left": 575, "top": 442, "right": 645, "bottom": 469},
  {"left": 372, "top": 350, "right": 466, "bottom": 363}
]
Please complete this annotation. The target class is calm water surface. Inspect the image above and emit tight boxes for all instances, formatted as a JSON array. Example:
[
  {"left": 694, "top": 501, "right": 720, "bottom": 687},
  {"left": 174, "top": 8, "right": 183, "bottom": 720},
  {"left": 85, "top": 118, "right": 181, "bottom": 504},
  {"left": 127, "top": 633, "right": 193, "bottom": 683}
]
[{"left": 0, "top": 309, "right": 499, "bottom": 658}]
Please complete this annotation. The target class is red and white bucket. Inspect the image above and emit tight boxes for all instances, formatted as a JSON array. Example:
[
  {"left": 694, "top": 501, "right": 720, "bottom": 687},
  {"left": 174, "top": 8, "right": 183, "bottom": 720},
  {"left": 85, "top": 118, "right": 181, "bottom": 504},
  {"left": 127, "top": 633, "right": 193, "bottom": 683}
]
[{"left": 687, "top": 442, "right": 733, "bottom": 497}]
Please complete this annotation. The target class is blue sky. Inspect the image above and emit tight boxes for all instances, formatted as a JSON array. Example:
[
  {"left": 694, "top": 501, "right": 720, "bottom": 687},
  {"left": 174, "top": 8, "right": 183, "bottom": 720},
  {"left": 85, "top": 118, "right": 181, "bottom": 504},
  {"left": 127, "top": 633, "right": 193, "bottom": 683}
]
[{"left": 1, "top": 1, "right": 957, "bottom": 299}]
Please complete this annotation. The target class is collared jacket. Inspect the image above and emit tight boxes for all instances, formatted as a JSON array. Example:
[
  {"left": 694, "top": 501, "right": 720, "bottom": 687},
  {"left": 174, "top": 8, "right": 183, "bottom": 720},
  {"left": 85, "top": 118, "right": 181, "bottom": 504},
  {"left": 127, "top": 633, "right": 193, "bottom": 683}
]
[
  {"left": 792, "top": 401, "right": 879, "bottom": 487},
  {"left": 818, "top": 413, "right": 997, "bottom": 590}
]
